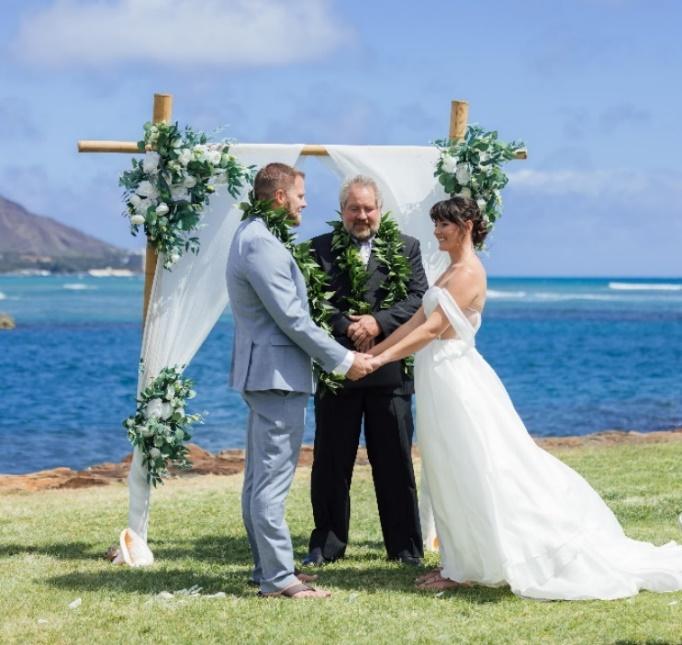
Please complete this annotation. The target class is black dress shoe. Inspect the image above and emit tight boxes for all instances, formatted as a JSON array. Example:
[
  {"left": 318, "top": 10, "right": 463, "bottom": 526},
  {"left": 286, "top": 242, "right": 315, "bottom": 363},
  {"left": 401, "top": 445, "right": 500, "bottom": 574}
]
[
  {"left": 396, "top": 554, "right": 422, "bottom": 567},
  {"left": 302, "top": 547, "right": 328, "bottom": 567}
]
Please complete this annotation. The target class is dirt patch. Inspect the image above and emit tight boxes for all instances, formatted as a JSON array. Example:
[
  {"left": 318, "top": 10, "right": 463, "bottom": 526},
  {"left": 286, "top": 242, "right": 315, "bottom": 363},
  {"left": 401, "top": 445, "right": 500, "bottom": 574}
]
[{"left": 1, "top": 429, "right": 681, "bottom": 493}]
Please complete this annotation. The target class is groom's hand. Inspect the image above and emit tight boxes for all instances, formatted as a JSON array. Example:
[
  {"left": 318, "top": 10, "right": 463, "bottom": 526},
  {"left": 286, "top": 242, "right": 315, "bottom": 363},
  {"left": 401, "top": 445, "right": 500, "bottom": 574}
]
[
  {"left": 346, "top": 352, "right": 374, "bottom": 381},
  {"left": 347, "top": 315, "right": 380, "bottom": 349}
]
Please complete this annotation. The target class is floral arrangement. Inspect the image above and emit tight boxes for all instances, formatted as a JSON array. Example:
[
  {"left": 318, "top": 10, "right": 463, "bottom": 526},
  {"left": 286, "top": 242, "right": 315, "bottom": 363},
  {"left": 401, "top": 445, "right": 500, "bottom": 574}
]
[
  {"left": 434, "top": 125, "right": 525, "bottom": 247},
  {"left": 124, "top": 365, "right": 202, "bottom": 486},
  {"left": 120, "top": 122, "right": 252, "bottom": 269}
]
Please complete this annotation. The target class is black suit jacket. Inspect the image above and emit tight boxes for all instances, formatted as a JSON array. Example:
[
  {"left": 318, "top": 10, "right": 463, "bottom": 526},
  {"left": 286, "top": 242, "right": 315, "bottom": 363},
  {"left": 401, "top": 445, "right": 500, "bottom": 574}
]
[{"left": 310, "top": 231, "right": 428, "bottom": 394}]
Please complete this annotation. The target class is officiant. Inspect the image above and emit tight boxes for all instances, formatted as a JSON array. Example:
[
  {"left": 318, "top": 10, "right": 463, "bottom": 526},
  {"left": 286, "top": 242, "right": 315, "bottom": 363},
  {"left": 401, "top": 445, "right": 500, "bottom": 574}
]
[{"left": 303, "top": 175, "right": 428, "bottom": 567}]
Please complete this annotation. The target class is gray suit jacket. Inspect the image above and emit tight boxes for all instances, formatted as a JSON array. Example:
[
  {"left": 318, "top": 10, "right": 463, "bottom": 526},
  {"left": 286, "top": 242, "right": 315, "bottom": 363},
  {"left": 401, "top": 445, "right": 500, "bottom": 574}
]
[{"left": 226, "top": 217, "right": 349, "bottom": 394}]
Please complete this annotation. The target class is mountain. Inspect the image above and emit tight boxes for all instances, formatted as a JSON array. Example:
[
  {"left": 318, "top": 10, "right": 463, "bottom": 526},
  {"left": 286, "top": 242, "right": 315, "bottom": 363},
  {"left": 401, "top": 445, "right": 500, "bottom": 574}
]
[{"left": 0, "top": 196, "right": 142, "bottom": 273}]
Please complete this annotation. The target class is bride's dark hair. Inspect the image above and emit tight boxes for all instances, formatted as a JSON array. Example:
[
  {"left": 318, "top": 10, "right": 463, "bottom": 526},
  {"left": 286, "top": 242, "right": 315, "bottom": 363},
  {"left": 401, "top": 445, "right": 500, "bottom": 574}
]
[{"left": 430, "top": 196, "right": 489, "bottom": 248}]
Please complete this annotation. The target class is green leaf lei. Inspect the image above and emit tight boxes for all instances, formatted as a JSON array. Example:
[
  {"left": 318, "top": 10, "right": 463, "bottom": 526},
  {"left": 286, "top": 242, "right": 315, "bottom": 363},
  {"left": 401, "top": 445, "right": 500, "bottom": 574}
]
[
  {"left": 240, "top": 197, "right": 344, "bottom": 393},
  {"left": 329, "top": 213, "right": 414, "bottom": 375}
]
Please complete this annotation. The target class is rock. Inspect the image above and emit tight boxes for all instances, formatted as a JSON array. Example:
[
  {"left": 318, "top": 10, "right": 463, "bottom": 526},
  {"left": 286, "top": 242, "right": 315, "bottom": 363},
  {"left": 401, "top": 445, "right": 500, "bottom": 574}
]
[
  {"left": 2, "top": 430, "right": 681, "bottom": 493},
  {"left": 0, "top": 313, "right": 15, "bottom": 329}
]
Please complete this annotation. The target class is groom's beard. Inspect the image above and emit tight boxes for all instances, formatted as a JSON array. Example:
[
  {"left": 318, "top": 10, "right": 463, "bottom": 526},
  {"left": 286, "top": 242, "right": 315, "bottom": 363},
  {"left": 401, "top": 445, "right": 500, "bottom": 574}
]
[{"left": 284, "top": 199, "right": 301, "bottom": 226}]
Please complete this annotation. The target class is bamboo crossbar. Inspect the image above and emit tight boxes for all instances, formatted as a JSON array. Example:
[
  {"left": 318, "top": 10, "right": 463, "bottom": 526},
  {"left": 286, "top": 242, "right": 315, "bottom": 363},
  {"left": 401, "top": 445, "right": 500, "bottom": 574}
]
[{"left": 77, "top": 140, "right": 527, "bottom": 159}]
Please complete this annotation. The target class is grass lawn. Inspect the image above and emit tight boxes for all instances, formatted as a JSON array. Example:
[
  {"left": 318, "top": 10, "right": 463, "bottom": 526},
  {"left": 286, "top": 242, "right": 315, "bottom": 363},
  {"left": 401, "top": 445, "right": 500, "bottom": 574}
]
[{"left": 1, "top": 442, "right": 682, "bottom": 644}]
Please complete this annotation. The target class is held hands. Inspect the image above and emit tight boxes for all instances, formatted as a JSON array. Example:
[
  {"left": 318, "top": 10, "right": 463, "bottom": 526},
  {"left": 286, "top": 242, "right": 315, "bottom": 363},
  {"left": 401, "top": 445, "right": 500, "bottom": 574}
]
[
  {"left": 346, "top": 352, "right": 387, "bottom": 381},
  {"left": 346, "top": 352, "right": 375, "bottom": 381},
  {"left": 347, "top": 315, "right": 381, "bottom": 352}
]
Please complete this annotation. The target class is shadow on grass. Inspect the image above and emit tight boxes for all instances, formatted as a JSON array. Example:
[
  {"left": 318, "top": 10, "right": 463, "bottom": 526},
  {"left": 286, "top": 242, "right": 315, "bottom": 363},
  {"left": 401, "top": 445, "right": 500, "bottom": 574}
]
[
  {"left": 22, "top": 533, "right": 509, "bottom": 602},
  {"left": 46, "top": 568, "right": 250, "bottom": 596},
  {"left": 308, "top": 561, "right": 510, "bottom": 602},
  {"left": 0, "top": 535, "right": 252, "bottom": 564},
  {"left": 0, "top": 541, "right": 101, "bottom": 560}
]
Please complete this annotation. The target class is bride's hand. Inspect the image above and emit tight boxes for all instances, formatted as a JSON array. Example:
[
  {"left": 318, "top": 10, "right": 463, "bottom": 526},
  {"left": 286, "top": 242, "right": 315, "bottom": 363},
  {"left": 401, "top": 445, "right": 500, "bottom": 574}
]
[{"left": 368, "top": 355, "right": 385, "bottom": 371}]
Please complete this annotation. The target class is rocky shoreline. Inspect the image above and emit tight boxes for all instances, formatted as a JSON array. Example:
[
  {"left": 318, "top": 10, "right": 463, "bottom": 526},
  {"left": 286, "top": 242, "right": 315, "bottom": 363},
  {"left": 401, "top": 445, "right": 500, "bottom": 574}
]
[{"left": 1, "top": 429, "right": 681, "bottom": 494}]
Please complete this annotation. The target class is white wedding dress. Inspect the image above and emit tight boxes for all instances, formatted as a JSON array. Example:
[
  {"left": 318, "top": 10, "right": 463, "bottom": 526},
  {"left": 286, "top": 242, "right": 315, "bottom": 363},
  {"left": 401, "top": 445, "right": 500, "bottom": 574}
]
[{"left": 415, "top": 286, "right": 682, "bottom": 600}]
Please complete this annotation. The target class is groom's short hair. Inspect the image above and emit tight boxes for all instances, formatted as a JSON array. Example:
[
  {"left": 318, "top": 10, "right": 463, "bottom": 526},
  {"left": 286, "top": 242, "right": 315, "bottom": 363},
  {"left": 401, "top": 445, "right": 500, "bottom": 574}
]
[{"left": 254, "top": 163, "right": 305, "bottom": 202}]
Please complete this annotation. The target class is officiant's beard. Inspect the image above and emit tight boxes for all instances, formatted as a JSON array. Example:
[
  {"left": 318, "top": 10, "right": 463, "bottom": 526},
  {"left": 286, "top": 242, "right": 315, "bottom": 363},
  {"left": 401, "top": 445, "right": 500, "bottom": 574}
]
[{"left": 345, "top": 220, "right": 379, "bottom": 241}]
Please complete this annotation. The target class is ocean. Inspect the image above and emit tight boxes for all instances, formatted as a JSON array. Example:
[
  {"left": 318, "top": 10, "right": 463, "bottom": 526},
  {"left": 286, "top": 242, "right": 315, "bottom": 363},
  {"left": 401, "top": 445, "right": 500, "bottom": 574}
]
[{"left": 0, "top": 275, "right": 681, "bottom": 475}]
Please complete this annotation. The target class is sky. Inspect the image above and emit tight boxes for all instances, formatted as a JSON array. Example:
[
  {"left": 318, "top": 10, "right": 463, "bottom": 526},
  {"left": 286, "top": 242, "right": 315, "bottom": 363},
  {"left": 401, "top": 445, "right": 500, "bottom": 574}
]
[{"left": 1, "top": 0, "right": 681, "bottom": 277}]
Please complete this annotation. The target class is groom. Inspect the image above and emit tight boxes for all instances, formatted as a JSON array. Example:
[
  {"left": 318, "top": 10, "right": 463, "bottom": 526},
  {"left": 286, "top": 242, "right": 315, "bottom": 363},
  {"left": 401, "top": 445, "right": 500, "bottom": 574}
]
[{"left": 226, "top": 163, "right": 373, "bottom": 599}]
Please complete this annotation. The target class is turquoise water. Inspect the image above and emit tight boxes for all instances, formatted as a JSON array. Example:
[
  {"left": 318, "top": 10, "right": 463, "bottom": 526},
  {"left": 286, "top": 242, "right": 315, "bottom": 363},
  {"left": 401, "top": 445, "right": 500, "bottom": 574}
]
[{"left": 0, "top": 275, "right": 681, "bottom": 474}]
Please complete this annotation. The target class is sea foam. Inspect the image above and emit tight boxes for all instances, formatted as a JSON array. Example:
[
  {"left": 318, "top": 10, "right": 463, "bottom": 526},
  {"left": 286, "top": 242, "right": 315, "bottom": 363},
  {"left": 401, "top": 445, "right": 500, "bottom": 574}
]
[
  {"left": 487, "top": 290, "right": 527, "bottom": 299},
  {"left": 63, "top": 284, "right": 96, "bottom": 291},
  {"left": 609, "top": 282, "right": 682, "bottom": 291}
]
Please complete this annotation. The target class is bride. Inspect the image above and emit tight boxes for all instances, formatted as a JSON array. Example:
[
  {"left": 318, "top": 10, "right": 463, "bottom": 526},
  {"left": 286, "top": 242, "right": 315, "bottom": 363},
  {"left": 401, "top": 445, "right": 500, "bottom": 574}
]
[{"left": 367, "top": 196, "right": 682, "bottom": 600}]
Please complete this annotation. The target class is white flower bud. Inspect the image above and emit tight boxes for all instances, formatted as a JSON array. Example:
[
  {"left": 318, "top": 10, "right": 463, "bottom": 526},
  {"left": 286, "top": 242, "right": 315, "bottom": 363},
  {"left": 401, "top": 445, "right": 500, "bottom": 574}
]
[
  {"left": 130, "top": 214, "right": 146, "bottom": 226},
  {"left": 155, "top": 202, "right": 170, "bottom": 216}
]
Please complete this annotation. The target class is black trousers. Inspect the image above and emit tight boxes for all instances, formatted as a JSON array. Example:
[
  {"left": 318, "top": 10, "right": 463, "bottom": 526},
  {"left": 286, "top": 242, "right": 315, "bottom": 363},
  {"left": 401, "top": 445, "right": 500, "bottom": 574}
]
[{"left": 308, "top": 388, "right": 423, "bottom": 560}]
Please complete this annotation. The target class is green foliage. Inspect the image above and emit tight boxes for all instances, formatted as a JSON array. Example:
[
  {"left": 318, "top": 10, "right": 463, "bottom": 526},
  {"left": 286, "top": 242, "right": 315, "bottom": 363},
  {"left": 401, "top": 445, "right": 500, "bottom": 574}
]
[
  {"left": 434, "top": 125, "right": 525, "bottom": 249},
  {"left": 330, "top": 214, "right": 414, "bottom": 377},
  {"left": 123, "top": 365, "right": 202, "bottom": 486},
  {"left": 119, "top": 121, "right": 253, "bottom": 269}
]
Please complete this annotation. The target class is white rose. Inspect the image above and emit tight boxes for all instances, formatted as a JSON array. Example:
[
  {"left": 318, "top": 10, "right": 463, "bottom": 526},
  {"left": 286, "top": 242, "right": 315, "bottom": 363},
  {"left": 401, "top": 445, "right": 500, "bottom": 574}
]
[
  {"left": 136, "top": 180, "right": 157, "bottom": 200},
  {"left": 174, "top": 406, "right": 185, "bottom": 419},
  {"left": 142, "top": 151, "right": 160, "bottom": 174},
  {"left": 169, "top": 252, "right": 181, "bottom": 265},
  {"left": 177, "top": 149, "right": 192, "bottom": 166},
  {"left": 171, "top": 186, "right": 188, "bottom": 202},
  {"left": 130, "top": 214, "right": 146, "bottom": 226},
  {"left": 476, "top": 199, "right": 487, "bottom": 212},
  {"left": 455, "top": 163, "right": 471, "bottom": 186},
  {"left": 184, "top": 175, "right": 197, "bottom": 189},
  {"left": 155, "top": 202, "right": 170, "bottom": 216},
  {"left": 193, "top": 144, "right": 208, "bottom": 160},
  {"left": 129, "top": 194, "right": 142, "bottom": 209},
  {"left": 149, "top": 447, "right": 161, "bottom": 459},
  {"left": 479, "top": 152, "right": 490, "bottom": 164},
  {"left": 441, "top": 154, "right": 458, "bottom": 174},
  {"left": 457, "top": 187, "right": 472, "bottom": 199},
  {"left": 144, "top": 398, "right": 164, "bottom": 419},
  {"left": 171, "top": 138, "right": 183, "bottom": 149},
  {"left": 160, "top": 402, "right": 173, "bottom": 420},
  {"left": 206, "top": 149, "right": 222, "bottom": 165}
]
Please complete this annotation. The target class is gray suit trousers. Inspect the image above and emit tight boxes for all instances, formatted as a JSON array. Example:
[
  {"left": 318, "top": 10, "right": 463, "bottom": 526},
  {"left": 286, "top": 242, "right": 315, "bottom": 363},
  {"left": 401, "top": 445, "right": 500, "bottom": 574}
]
[{"left": 241, "top": 389, "right": 308, "bottom": 593}]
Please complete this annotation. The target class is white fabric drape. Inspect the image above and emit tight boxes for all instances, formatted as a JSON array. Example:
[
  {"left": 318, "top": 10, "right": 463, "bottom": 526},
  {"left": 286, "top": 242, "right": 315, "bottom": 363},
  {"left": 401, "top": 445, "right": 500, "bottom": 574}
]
[
  {"left": 322, "top": 145, "right": 449, "bottom": 284},
  {"left": 127, "top": 144, "right": 304, "bottom": 540},
  {"left": 322, "top": 145, "right": 449, "bottom": 550}
]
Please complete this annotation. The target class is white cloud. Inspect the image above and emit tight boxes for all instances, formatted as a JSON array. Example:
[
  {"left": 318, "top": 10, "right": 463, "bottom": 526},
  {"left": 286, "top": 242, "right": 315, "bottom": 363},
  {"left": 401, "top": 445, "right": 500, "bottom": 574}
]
[
  {"left": 12, "top": 0, "right": 351, "bottom": 68},
  {"left": 507, "top": 168, "right": 682, "bottom": 198}
]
